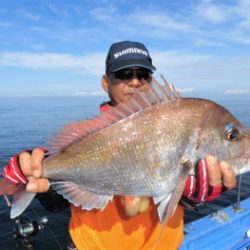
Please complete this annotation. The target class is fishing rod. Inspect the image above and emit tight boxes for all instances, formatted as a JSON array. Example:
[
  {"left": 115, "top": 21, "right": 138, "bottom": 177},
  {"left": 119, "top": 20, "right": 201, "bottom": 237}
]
[{"left": 28, "top": 207, "right": 65, "bottom": 250}]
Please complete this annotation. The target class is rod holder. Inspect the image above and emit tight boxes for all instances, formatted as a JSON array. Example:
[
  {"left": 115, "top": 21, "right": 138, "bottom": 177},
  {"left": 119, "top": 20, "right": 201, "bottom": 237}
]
[{"left": 233, "top": 175, "right": 243, "bottom": 212}]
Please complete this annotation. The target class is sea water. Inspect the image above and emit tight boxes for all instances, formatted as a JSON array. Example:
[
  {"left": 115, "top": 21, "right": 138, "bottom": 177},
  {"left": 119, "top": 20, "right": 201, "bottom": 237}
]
[{"left": 0, "top": 94, "right": 249, "bottom": 249}]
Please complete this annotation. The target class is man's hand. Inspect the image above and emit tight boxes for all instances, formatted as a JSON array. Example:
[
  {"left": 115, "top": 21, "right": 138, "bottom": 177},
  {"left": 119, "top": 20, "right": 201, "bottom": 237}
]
[
  {"left": 121, "top": 196, "right": 150, "bottom": 217},
  {"left": 183, "top": 155, "right": 237, "bottom": 203},
  {"left": 207, "top": 155, "right": 236, "bottom": 188},
  {"left": 20, "top": 148, "right": 50, "bottom": 193},
  {"left": 3, "top": 148, "right": 50, "bottom": 193}
]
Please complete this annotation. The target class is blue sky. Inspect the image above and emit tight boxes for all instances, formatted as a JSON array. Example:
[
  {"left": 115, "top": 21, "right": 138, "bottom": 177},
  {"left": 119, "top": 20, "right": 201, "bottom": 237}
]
[{"left": 0, "top": 0, "right": 250, "bottom": 97}]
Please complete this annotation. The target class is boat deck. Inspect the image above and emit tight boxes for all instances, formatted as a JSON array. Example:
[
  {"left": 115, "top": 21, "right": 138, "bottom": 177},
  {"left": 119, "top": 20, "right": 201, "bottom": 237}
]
[{"left": 180, "top": 197, "right": 250, "bottom": 250}]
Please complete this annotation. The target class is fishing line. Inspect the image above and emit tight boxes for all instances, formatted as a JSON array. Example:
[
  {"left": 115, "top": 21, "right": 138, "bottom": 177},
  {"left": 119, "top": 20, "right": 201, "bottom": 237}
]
[{"left": 29, "top": 207, "right": 64, "bottom": 250}]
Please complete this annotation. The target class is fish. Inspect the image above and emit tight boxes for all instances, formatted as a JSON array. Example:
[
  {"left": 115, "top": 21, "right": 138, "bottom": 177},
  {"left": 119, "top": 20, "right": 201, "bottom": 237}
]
[{"left": 1, "top": 76, "right": 250, "bottom": 224}]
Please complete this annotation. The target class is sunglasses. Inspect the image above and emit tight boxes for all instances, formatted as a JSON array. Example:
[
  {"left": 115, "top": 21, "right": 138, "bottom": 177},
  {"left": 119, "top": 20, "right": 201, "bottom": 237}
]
[{"left": 113, "top": 68, "right": 152, "bottom": 81}]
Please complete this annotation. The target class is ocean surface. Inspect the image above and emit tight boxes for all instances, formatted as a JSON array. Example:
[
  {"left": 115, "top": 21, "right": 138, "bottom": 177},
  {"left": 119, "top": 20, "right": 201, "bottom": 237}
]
[{"left": 0, "top": 93, "right": 250, "bottom": 250}]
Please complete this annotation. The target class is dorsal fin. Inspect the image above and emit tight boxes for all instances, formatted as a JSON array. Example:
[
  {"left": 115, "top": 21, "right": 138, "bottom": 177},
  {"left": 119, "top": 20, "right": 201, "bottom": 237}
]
[{"left": 48, "top": 76, "right": 181, "bottom": 153}]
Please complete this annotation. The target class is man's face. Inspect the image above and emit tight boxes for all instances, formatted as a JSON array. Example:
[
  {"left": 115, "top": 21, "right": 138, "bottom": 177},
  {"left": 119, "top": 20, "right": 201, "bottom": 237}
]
[{"left": 103, "top": 67, "right": 152, "bottom": 106}]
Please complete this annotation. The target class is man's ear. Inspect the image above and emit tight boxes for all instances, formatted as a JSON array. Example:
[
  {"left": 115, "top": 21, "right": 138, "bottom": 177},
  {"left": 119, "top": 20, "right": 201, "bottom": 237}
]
[{"left": 102, "top": 75, "right": 109, "bottom": 93}]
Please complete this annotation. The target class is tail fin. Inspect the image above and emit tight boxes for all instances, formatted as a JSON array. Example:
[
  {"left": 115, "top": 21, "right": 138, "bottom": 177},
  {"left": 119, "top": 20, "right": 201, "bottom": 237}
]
[
  {"left": 11, "top": 189, "right": 36, "bottom": 219},
  {"left": 0, "top": 178, "right": 36, "bottom": 219}
]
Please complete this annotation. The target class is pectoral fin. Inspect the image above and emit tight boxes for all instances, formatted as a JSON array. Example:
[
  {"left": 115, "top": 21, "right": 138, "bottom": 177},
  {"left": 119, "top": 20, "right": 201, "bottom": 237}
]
[{"left": 156, "top": 158, "right": 193, "bottom": 224}]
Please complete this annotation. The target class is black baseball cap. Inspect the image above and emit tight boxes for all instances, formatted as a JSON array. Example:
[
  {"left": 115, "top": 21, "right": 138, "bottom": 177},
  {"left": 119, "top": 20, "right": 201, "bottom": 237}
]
[{"left": 105, "top": 41, "right": 156, "bottom": 74}]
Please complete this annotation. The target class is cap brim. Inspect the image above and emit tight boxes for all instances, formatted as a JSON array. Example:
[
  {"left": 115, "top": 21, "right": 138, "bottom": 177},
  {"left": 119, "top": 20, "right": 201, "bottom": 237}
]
[{"left": 108, "top": 59, "right": 156, "bottom": 73}]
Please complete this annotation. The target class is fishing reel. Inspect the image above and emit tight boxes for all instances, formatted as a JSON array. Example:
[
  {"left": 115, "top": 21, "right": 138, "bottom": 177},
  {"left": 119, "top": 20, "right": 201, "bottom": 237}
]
[{"left": 12, "top": 216, "right": 48, "bottom": 250}]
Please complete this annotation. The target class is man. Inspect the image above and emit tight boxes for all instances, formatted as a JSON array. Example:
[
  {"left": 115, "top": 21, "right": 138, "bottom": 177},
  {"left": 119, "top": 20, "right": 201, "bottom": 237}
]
[{"left": 3, "top": 41, "right": 236, "bottom": 249}]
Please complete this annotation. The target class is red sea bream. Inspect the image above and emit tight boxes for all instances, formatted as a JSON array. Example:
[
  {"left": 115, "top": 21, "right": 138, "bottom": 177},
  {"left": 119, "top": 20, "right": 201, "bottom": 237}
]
[{"left": 1, "top": 77, "right": 250, "bottom": 223}]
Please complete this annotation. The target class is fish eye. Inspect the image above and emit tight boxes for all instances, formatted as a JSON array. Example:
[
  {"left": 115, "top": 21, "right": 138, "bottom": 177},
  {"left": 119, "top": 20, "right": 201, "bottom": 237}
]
[{"left": 225, "top": 123, "right": 240, "bottom": 142}]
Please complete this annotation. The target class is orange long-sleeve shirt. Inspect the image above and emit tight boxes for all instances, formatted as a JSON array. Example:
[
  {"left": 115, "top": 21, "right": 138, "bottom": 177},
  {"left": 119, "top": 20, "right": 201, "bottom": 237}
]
[{"left": 69, "top": 197, "right": 184, "bottom": 250}]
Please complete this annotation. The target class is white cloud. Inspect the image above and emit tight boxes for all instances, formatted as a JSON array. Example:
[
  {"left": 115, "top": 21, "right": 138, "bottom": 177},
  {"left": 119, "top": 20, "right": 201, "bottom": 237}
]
[
  {"left": 131, "top": 12, "right": 194, "bottom": 34},
  {"left": 178, "top": 88, "right": 195, "bottom": 93},
  {"left": 195, "top": 1, "right": 231, "bottom": 24},
  {"left": 153, "top": 51, "right": 212, "bottom": 68},
  {"left": 15, "top": 9, "right": 41, "bottom": 21},
  {"left": 225, "top": 89, "right": 250, "bottom": 94},
  {"left": 0, "top": 49, "right": 249, "bottom": 91},
  {"left": 194, "top": 0, "right": 250, "bottom": 37},
  {"left": 236, "top": 0, "right": 250, "bottom": 29},
  {"left": 48, "top": 4, "right": 68, "bottom": 17},
  {"left": 91, "top": 5, "right": 116, "bottom": 21},
  {"left": 152, "top": 50, "right": 250, "bottom": 89},
  {"left": 0, "top": 52, "right": 105, "bottom": 75},
  {"left": 119, "top": 2, "right": 250, "bottom": 45},
  {"left": 6, "top": 1, "right": 249, "bottom": 54},
  {"left": 73, "top": 90, "right": 106, "bottom": 96}
]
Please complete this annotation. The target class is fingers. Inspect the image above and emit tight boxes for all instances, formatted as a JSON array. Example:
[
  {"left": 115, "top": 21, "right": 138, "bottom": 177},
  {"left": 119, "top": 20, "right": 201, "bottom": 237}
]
[
  {"left": 121, "top": 196, "right": 150, "bottom": 217},
  {"left": 19, "top": 148, "right": 48, "bottom": 193},
  {"left": 205, "top": 155, "right": 222, "bottom": 187},
  {"left": 19, "top": 152, "right": 33, "bottom": 176},
  {"left": 30, "top": 148, "right": 45, "bottom": 178},
  {"left": 139, "top": 197, "right": 150, "bottom": 213},
  {"left": 220, "top": 161, "right": 237, "bottom": 189},
  {"left": 122, "top": 196, "right": 140, "bottom": 217},
  {"left": 205, "top": 155, "right": 236, "bottom": 189},
  {"left": 26, "top": 177, "right": 50, "bottom": 192},
  {"left": 19, "top": 148, "right": 45, "bottom": 178}
]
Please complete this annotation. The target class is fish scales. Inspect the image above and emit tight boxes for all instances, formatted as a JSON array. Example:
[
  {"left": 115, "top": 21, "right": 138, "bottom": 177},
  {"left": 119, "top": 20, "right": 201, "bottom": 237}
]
[{"left": 42, "top": 98, "right": 222, "bottom": 196}]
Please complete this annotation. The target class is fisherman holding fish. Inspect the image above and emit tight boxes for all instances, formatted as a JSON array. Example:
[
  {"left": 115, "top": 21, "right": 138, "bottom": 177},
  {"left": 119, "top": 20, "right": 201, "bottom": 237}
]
[{"left": 2, "top": 41, "right": 237, "bottom": 249}]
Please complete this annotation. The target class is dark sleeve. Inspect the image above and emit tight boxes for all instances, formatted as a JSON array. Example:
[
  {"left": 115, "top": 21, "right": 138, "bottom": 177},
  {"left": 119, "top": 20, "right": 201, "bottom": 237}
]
[
  {"left": 36, "top": 186, "right": 70, "bottom": 212},
  {"left": 179, "top": 197, "right": 205, "bottom": 211}
]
